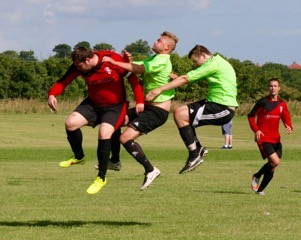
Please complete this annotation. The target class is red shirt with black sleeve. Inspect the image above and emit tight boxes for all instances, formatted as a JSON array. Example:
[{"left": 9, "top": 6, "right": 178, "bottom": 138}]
[
  {"left": 248, "top": 96, "right": 293, "bottom": 144},
  {"left": 48, "top": 51, "right": 144, "bottom": 106}
]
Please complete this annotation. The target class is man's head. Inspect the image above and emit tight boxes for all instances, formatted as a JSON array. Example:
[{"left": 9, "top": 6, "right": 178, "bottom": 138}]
[
  {"left": 71, "top": 46, "right": 95, "bottom": 72},
  {"left": 152, "top": 31, "right": 178, "bottom": 54},
  {"left": 269, "top": 78, "right": 281, "bottom": 97},
  {"left": 188, "top": 45, "right": 213, "bottom": 67}
]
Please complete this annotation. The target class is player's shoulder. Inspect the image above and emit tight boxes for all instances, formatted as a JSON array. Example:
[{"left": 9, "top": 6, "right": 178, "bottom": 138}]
[
  {"left": 95, "top": 50, "right": 124, "bottom": 62},
  {"left": 257, "top": 96, "right": 268, "bottom": 105}
]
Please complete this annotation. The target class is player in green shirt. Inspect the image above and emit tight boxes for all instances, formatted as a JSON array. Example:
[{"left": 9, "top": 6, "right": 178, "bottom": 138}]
[
  {"left": 102, "top": 31, "right": 178, "bottom": 190},
  {"left": 146, "top": 44, "right": 238, "bottom": 174}
]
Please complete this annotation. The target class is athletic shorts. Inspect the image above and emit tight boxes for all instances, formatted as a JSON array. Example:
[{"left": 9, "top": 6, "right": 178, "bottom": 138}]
[
  {"left": 188, "top": 99, "right": 235, "bottom": 127},
  {"left": 127, "top": 105, "right": 169, "bottom": 134},
  {"left": 258, "top": 142, "right": 282, "bottom": 159},
  {"left": 222, "top": 121, "right": 232, "bottom": 135},
  {"left": 74, "top": 98, "right": 128, "bottom": 129}
]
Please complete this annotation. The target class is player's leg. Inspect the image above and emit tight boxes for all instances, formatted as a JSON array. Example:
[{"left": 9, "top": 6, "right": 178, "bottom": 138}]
[
  {"left": 94, "top": 128, "right": 122, "bottom": 171},
  {"left": 256, "top": 153, "right": 280, "bottom": 194},
  {"left": 252, "top": 143, "right": 281, "bottom": 194},
  {"left": 174, "top": 104, "right": 205, "bottom": 174},
  {"left": 110, "top": 128, "right": 121, "bottom": 164},
  {"left": 228, "top": 134, "right": 233, "bottom": 149},
  {"left": 120, "top": 106, "right": 167, "bottom": 190},
  {"left": 59, "top": 111, "right": 89, "bottom": 168},
  {"left": 87, "top": 123, "right": 114, "bottom": 194},
  {"left": 87, "top": 102, "right": 127, "bottom": 194},
  {"left": 121, "top": 127, "right": 160, "bottom": 190}
]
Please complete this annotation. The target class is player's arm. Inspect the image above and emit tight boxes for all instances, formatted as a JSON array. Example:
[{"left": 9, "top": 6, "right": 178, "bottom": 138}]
[
  {"left": 281, "top": 103, "right": 293, "bottom": 134},
  {"left": 47, "top": 65, "right": 79, "bottom": 112},
  {"left": 247, "top": 101, "right": 262, "bottom": 138},
  {"left": 127, "top": 73, "right": 145, "bottom": 113},
  {"left": 102, "top": 56, "right": 145, "bottom": 74},
  {"left": 146, "top": 75, "right": 188, "bottom": 101}
]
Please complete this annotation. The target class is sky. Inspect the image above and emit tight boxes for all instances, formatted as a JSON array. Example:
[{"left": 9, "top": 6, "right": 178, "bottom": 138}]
[{"left": 0, "top": 0, "right": 300, "bottom": 65}]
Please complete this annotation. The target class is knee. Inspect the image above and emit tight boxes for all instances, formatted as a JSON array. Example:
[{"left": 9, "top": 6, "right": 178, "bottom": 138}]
[
  {"left": 119, "top": 133, "right": 128, "bottom": 145},
  {"left": 173, "top": 107, "right": 181, "bottom": 120},
  {"left": 65, "top": 118, "right": 78, "bottom": 131},
  {"left": 270, "top": 159, "right": 280, "bottom": 168},
  {"left": 173, "top": 106, "right": 189, "bottom": 127},
  {"left": 273, "top": 160, "right": 280, "bottom": 168}
]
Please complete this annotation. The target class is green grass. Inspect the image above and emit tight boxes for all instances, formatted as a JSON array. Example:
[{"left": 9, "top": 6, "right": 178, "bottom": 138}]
[{"left": 0, "top": 114, "right": 300, "bottom": 240}]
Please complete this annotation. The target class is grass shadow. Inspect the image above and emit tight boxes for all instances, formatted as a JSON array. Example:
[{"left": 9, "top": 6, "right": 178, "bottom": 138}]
[
  {"left": 0, "top": 220, "right": 151, "bottom": 228},
  {"left": 211, "top": 190, "right": 250, "bottom": 195},
  {"left": 198, "top": 190, "right": 249, "bottom": 195},
  {"left": 292, "top": 190, "right": 301, "bottom": 193}
]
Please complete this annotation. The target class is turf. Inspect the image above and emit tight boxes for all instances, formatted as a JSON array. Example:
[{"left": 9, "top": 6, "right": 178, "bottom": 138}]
[{"left": 0, "top": 114, "right": 300, "bottom": 240}]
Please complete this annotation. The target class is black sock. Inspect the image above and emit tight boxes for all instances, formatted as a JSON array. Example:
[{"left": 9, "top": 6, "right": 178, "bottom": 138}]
[
  {"left": 110, "top": 128, "right": 121, "bottom": 163},
  {"left": 254, "top": 163, "right": 272, "bottom": 178},
  {"left": 66, "top": 129, "right": 84, "bottom": 160},
  {"left": 192, "top": 127, "right": 202, "bottom": 149},
  {"left": 123, "top": 140, "right": 154, "bottom": 173},
  {"left": 179, "top": 125, "right": 198, "bottom": 159},
  {"left": 97, "top": 139, "right": 111, "bottom": 181},
  {"left": 258, "top": 171, "right": 274, "bottom": 192}
]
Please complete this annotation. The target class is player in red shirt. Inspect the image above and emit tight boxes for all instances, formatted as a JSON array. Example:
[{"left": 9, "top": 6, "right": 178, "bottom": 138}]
[
  {"left": 48, "top": 47, "right": 144, "bottom": 194},
  {"left": 248, "top": 78, "right": 293, "bottom": 195}
]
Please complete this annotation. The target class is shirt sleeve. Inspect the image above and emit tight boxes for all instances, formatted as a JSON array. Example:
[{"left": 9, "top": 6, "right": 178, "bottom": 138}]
[
  {"left": 247, "top": 100, "right": 262, "bottom": 133},
  {"left": 186, "top": 58, "right": 218, "bottom": 83},
  {"left": 142, "top": 55, "right": 167, "bottom": 74},
  {"left": 281, "top": 102, "right": 293, "bottom": 130},
  {"left": 48, "top": 64, "right": 80, "bottom": 97},
  {"left": 126, "top": 73, "right": 144, "bottom": 104}
]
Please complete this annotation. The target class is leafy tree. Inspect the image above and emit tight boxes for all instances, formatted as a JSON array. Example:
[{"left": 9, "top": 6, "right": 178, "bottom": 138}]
[
  {"left": 19, "top": 50, "right": 37, "bottom": 61},
  {"left": 124, "top": 39, "right": 152, "bottom": 57},
  {"left": 42, "top": 57, "right": 86, "bottom": 100},
  {"left": 52, "top": 44, "right": 72, "bottom": 58},
  {"left": 74, "top": 41, "right": 91, "bottom": 50},
  {"left": 170, "top": 53, "right": 192, "bottom": 76},
  {"left": 93, "top": 43, "right": 115, "bottom": 51},
  {"left": 1, "top": 50, "right": 18, "bottom": 58}
]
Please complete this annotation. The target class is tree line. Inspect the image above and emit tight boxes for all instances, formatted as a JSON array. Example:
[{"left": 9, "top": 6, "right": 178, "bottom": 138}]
[{"left": 0, "top": 40, "right": 301, "bottom": 105}]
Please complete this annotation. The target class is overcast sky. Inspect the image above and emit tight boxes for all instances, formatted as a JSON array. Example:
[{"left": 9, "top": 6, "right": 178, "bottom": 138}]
[{"left": 0, "top": 0, "right": 300, "bottom": 65}]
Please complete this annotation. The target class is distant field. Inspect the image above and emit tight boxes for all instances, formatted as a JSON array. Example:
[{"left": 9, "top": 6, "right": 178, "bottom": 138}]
[{"left": 0, "top": 114, "right": 300, "bottom": 240}]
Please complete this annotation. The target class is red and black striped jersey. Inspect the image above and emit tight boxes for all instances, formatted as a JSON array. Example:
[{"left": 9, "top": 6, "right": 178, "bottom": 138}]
[
  {"left": 248, "top": 96, "right": 292, "bottom": 144},
  {"left": 48, "top": 51, "right": 144, "bottom": 106}
]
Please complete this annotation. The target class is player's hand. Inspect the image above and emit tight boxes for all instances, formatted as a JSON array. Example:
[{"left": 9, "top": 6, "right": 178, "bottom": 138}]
[
  {"left": 135, "top": 103, "right": 144, "bottom": 114},
  {"left": 255, "top": 130, "right": 264, "bottom": 141},
  {"left": 285, "top": 124, "right": 292, "bottom": 134},
  {"left": 102, "top": 56, "right": 115, "bottom": 64},
  {"left": 145, "top": 88, "right": 162, "bottom": 101},
  {"left": 170, "top": 72, "right": 178, "bottom": 80},
  {"left": 122, "top": 50, "right": 132, "bottom": 63},
  {"left": 48, "top": 95, "right": 57, "bottom": 112}
]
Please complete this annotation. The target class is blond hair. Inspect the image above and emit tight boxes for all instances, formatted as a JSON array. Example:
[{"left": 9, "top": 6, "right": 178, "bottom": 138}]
[{"left": 161, "top": 31, "right": 179, "bottom": 52}]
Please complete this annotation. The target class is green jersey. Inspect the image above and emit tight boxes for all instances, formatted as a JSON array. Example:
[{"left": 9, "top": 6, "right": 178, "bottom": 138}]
[
  {"left": 135, "top": 54, "right": 175, "bottom": 103},
  {"left": 186, "top": 54, "right": 238, "bottom": 107}
]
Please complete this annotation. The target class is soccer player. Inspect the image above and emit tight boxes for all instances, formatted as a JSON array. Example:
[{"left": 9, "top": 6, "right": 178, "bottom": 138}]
[
  {"left": 102, "top": 31, "right": 178, "bottom": 190},
  {"left": 146, "top": 45, "right": 238, "bottom": 174},
  {"left": 248, "top": 78, "right": 293, "bottom": 195},
  {"left": 47, "top": 47, "right": 144, "bottom": 194}
]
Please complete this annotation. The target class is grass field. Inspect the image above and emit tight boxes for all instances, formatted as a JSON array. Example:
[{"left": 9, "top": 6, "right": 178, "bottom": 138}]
[{"left": 0, "top": 113, "right": 300, "bottom": 240}]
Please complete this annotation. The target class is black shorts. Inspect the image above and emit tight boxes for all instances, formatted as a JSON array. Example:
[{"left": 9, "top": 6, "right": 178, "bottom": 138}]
[
  {"left": 188, "top": 99, "right": 235, "bottom": 127},
  {"left": 258, "top": 142, "right": 282, "bottom": 159},
  {"left": 74, "top": 98, "right": 128, "bottom": 129},
  {"left": 127, "top": 105, "right": 169, "bottom": 134}
]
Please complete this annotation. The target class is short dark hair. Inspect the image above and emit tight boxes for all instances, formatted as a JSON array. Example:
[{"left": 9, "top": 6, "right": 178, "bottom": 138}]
[
  {"left": 269, "top": 78, "right": 280, "bottom": 85},
  {"left": 188, "top": 45, "right": 212, "bottom": 59},
  {"left": 71, "top": 46, "right": 93, "bottom": 62}
]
